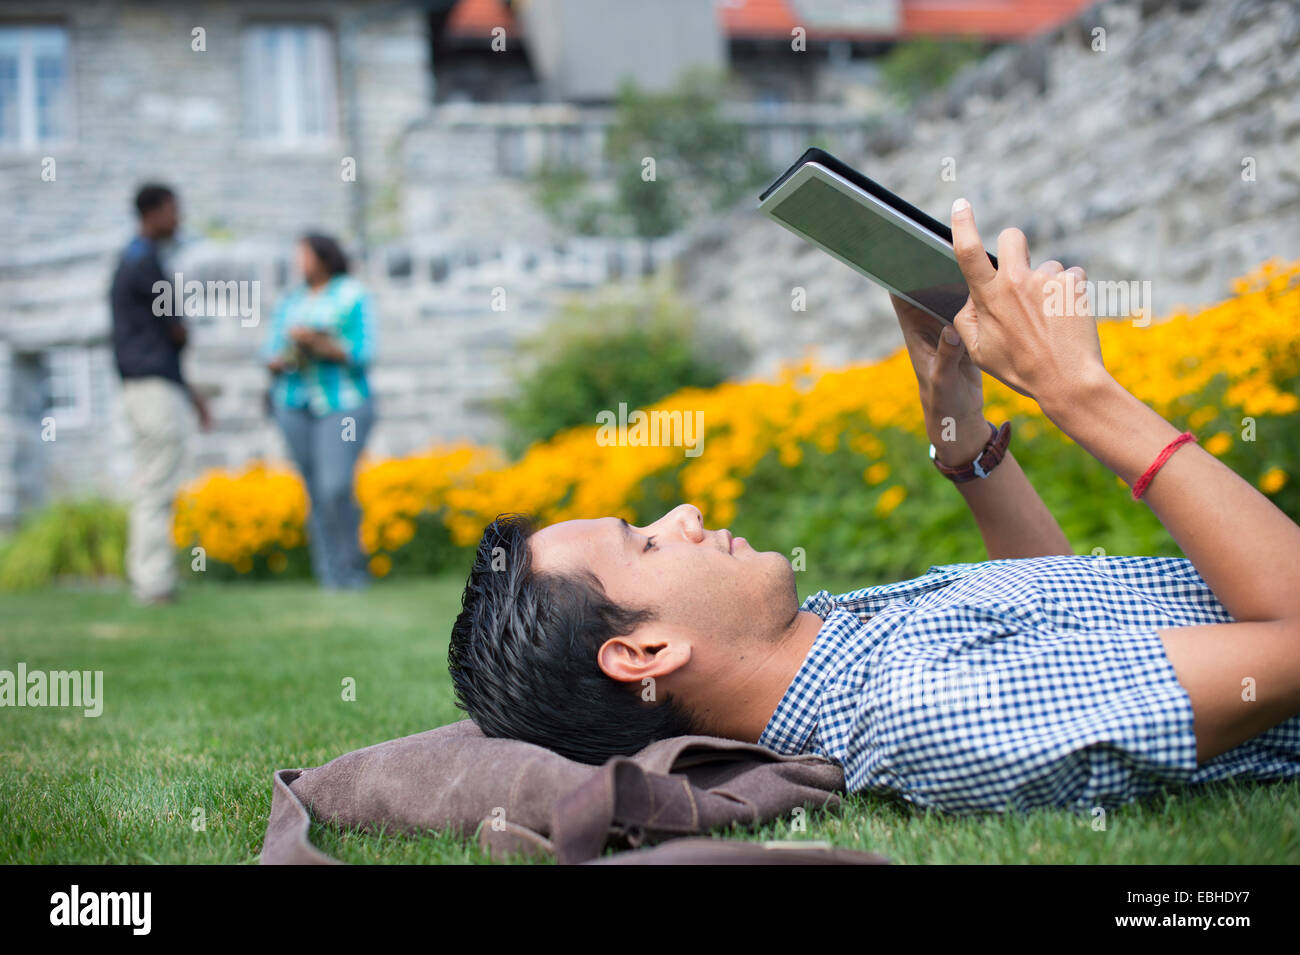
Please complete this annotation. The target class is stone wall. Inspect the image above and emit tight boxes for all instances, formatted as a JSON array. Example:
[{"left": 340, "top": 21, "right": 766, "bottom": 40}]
[
  {"left": 0, "top": 0, "right": 429, "bottom": 522},
  {"left": 7, "top": 0, "right": 1293, "bottom": 525},
  {"left": 676, "top": 0, "right": 1300, "bottom": 379},
  {"left": 0, "top": 1, "right": 873, "bottom": 524}
]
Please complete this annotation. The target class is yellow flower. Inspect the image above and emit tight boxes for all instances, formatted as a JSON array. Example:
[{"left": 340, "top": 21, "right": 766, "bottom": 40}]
[
  {"left": 167, "top": 259, "right": 1300, "bottom": 568},
  {"left": 267, "top": 551, "right": 288, "bottom": 573},
  {"left": 850, "top": 432, "right": 885, "bottom": 458},
  {"left": 1204, "top": 432, "right": 1232, "bottom": 456},
  {"left": 1258, "top": 468, "right": 1287, "bottom": 494},
  {"left": 369, "top": 553, "right": 392, "bottom": 577},
  {"left": 383, "top": 518, "right": 417, "bottom": 550},
  {"left": 875, "top": 485, "right": 906, "bottom": 517},
  {"left": 863, "top": 462, "right": 890, "bottom": 485},
  {"left": 1271, "top": 392, "right": 1299, "bottom": 414}
]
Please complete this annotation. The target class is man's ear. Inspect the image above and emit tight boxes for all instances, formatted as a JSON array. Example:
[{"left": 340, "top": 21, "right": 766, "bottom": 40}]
[{"left": 596, "top": 620, "right": 692, "bottom": 685}]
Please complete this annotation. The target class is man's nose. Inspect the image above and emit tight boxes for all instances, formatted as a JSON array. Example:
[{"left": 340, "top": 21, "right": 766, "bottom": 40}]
[{"left": 666, "top": 503, "right": 704, "bottom": 541}]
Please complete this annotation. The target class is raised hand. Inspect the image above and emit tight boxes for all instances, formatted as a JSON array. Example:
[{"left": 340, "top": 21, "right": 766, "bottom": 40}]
[
  {"left": 948, "top": 198, "right": 1104, "bottom": 405},
  {"left": 890, "top": 294, "right": 988, "bottom": 466}
]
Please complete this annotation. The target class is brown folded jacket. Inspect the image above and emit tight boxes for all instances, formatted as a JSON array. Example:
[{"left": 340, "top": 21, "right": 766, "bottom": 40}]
[{"left": 260, "top": 718, "right": 889, "bottom": 865}]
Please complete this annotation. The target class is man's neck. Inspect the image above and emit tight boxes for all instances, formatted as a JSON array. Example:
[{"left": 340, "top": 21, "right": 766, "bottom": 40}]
[{"left": 704, "top": 608, "right": 826, "bottom": 744}]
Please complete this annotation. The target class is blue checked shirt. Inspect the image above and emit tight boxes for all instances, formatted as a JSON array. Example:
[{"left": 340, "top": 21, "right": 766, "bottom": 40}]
[
  {"left": 759, "top": 554, "right": 1300, "bottom": 813},
  {"left": 261, "top": 275, "right": 375, "bottom": 416}
]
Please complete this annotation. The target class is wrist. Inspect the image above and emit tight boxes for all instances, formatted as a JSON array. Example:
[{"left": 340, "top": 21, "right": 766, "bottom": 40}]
[
  {"left": 927, "top": 414, "right": 992, "bottom": 466},
  {"left": 930, "top": 420, "right": 1011, "bottom": 482},
  {"left": 1038, "top": 366, "right": 1118, "bottom": 429}
]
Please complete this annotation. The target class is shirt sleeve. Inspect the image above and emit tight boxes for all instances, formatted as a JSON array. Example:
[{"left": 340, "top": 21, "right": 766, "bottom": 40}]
[
  {"left": 343, "top": 287, "right": 375, "bottom": 368},
  {"left": 259, "top": 295, "right": 290, "bottom": 361}
]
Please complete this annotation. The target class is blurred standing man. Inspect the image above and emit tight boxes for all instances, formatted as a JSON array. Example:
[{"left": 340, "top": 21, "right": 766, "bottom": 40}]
[{"left": 110, "top": 184, "right": 211, "bottom": 605}]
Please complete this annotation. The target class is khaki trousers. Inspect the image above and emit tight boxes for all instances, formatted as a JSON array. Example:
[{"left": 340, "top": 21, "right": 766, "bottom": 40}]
[{"left": 120, "top": 377, "right": 191, "bottom": 600}]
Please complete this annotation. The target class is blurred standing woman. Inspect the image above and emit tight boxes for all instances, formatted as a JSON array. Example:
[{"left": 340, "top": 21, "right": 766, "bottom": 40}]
[{"left": 261, "top": 234, "right": 377, "bottom": 589}]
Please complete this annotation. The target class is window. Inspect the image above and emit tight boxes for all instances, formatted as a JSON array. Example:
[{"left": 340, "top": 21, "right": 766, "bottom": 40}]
[
  {"left": 44, "top": 347, "right": 92, "bottom": 430},
  {"left": 242, "top": 23, "right": 338, "bottom": 145},
  {"left": 0, "top": 25, "right": 71, "bottom": 149}
]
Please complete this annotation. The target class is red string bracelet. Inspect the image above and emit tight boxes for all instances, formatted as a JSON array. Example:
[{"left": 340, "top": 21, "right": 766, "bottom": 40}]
[{"left": 1132, "top": 432, "right": 1198, "bottom": 501}]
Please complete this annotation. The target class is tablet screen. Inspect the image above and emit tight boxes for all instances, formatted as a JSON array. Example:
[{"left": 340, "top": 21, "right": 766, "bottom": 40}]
[{"left": 768, "top": 174, "right": 970, "bottom": 321}]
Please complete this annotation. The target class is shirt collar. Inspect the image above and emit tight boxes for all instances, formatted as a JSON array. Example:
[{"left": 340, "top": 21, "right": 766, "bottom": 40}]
[
  {"left": 758, "top": 566, "right": 988, "bottom": 756},
  {"left": 757, "top": 590, "right": 850, "bottom": 755},
  {"left": 800, "top": 588, "right": 837, "bottom": 620}
]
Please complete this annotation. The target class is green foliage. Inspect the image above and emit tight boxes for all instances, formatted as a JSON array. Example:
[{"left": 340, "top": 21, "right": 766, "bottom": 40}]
[
  {"left": 627, "top": 372, "right": 1300, "bottom": 593},
  {"left": 498, "top": 280, "right": 746, "bottom": 457},
  {"left": 531, "top": 160, "right": 612, "bottom": 236},
  {"left": 605, "top": 68, "right": 772, "bottom": 236},
  {"left": 879, "top": 37, "right": 988, "bottom": 106},
  {"left": 0, "top": 498, "right": 127, "bottom": 591},
  {"left": 384, "top": 512, "right": 470, "bottom": 578},
  {"left": 530, "top": 69, "right": 774, "bottom": 237},
  {"left": 185, "top": 544, "right": 313, "bottom": 583}
]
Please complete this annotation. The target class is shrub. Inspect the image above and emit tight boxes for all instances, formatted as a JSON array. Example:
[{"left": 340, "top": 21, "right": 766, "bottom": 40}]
[
  {"left": 530, "top": 69, "right": 773, "bottom": 238},
  {"left": 165, "top": 259, "right": 1299, "bottom": 587},
  {"left": 496, "top": 280, "right": 745, "bottom": 457},
  {"left": 0, "top": 498, "right": 126, "bottom": 591},
  {"left": 880, "top": 37, "right": 988, "bottom": 106}
]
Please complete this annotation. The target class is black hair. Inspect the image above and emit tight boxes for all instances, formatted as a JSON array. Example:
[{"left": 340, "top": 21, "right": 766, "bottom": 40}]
[
  {"left": 448, "top": 513, "right": 698, "bottom": 764},
  {"left": 300, "top": 232, "right": 349, "bottom": 277},
  {"left": 134, "top": 183, "right": 176, "bottom": 217}
]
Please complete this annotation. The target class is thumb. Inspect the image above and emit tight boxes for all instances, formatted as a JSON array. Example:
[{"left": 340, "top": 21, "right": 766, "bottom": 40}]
[
  {"left": 935, "top": 323, "right": 965, "bottom": 369},
  {"left": 951, "top": 298, "right": 978, "bottom": 356}
]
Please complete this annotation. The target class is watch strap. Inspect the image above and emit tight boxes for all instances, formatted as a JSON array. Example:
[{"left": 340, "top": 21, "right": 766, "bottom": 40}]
[{"left": 930, "top": 420, "right": 1012, "bottom": 482}]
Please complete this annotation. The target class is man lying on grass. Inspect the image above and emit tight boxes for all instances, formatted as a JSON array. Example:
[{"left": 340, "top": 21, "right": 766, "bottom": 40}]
[{"left": 449, "top": 200, "right": 1300, "bottom": 813}]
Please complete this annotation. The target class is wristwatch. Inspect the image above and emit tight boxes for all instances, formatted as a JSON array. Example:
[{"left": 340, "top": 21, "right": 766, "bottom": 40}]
[{"left": 929, "top": 420, "right": 1012, "bottom": 482}]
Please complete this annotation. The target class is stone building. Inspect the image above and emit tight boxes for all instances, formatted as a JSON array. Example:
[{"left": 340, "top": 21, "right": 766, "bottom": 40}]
[
  {"left": 0, "top": 0, "right": 1116, "bottom": 526},
  {"left": 0, "top": 1, "right": 433, "bottom": 524}
]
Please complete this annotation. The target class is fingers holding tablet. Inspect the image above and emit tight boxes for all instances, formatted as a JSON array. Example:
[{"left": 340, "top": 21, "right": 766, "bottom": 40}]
[{"left": 949, "top": 198, "right": 998, "bottom": 291}]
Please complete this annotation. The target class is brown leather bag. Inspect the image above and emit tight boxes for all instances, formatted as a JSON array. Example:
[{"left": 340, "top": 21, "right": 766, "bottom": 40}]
[{"left": 260, "top": 719, "right": 889, "bottom": 865}]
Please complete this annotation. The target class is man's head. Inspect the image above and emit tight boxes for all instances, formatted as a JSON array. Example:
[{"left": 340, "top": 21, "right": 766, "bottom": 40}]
[
  {"left": 448, "top": 504, "right": 803, "bottom": 763},
  {"left": 134, "top": 183, "right": 178, "bottom": 240}
]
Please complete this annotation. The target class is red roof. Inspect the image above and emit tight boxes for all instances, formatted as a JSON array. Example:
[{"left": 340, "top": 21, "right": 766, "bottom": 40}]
[
  {"left": 900, "top": 0, "right": 1095, "bottom": 39},
  {"left": 717, "top": 0, "right": 801, "bottom": 38},
  {"left": 446, "top": 0, "right": 517, "bottom": 38},
  {"left": 444, "top": 0, "right": 1095, "bottom": 42},
  {"left": 719, "top": 0, "right": 1094, "bottom": 40}
]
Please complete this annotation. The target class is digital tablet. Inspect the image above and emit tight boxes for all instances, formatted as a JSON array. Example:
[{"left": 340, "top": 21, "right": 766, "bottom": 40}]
[{"left": 757, "top": 147, "right": 997, "bottom": 324}]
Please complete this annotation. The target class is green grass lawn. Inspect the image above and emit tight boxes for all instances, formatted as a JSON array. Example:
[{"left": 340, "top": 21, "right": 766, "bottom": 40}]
[{"left": 3, "top": 575, "right": 1298, "bottom": 864}]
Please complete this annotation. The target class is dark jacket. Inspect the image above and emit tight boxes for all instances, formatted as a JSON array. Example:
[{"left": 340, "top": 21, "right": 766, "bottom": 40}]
[{"left": 110, "top": 235, "right": 186, "bottom": 385}]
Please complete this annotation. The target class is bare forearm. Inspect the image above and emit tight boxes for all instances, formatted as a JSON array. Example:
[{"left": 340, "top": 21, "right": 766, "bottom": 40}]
[
  {"left": 308, "top": 335, "right": 349, "bottom": 364},
  {"left": 1043, "top": 370, "right": 1300, "bottom": 622},
  {"left": 930, "top": 413, "right": 1071, "bottom": 559},
  {"left": 317, "top": 342, "right": 348, "bottom": 363},
  {"left": 954, "top": 450, "right": 1072, "bottom": 559}
]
